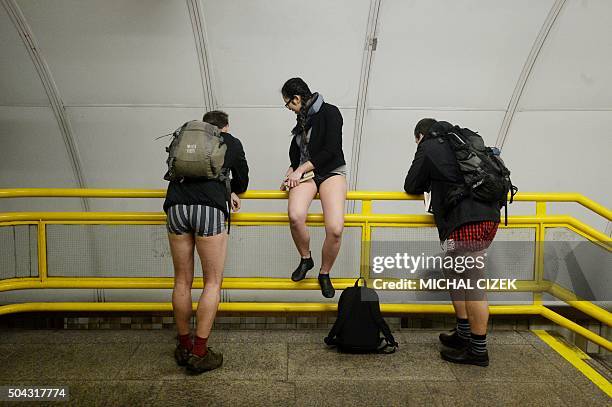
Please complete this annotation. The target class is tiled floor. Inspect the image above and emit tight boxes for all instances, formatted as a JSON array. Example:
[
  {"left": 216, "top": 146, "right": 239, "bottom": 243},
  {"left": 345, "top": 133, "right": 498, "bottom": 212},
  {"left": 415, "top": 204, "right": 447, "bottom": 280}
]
[{"left": 0, "top": 329, "right": 609, "bottom": 406}]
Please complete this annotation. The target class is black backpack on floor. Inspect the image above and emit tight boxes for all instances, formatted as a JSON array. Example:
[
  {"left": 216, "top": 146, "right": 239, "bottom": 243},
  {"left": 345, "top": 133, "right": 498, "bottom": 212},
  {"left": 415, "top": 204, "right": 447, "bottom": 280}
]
[
  {"left": 324, "top": 278, "right": 398, "bottom": 354},
  {"left": 429, "top": 121, "right": 518, "bottom": 225}
]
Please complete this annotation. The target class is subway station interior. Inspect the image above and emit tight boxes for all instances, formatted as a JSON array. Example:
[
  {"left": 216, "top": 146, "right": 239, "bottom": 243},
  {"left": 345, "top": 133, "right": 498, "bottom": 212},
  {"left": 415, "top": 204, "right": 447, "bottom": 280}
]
[{"left": 0, "top": 1, "right": 611, "bottom": 406}]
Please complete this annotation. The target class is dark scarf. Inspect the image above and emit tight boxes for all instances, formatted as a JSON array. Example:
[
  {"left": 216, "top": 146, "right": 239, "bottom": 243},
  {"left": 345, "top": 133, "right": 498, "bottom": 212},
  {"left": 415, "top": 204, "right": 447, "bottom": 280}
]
[{"left": 291, "top": 92, "right": 324, "bottom": 136}]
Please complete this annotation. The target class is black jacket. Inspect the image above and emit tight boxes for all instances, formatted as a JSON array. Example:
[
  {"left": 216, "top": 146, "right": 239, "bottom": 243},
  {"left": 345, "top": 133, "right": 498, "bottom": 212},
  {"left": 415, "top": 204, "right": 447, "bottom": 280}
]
[
  {"left": 404, "top": 135, "right": 500, "bottom": 242},
  {"left": 289, "top": 102, "right": 345, "bottom": 175},
  {"left": 163, "top": 132, "right": 249, "bottom": 216}
]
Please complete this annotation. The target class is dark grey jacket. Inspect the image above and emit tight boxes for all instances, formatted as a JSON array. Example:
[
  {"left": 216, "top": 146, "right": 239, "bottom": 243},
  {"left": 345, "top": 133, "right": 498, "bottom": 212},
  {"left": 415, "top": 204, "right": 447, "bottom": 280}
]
[{"left": 404, "top": 135, "right": 500, "bottom": 241}]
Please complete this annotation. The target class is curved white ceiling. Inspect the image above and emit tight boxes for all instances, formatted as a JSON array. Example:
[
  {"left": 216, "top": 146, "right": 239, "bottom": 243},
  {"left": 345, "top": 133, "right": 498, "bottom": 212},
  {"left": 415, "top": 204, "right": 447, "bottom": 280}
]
[{"left": 0, "top": 0, "right": 610, "bottom": 230}]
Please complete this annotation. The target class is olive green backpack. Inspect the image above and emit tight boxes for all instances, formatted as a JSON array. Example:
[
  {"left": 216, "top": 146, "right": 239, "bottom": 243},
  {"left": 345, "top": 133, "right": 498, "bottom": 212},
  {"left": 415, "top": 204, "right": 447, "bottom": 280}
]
[
  {"left": 163, "top": 120, "right": 233, "bottom": 230},
  {"left": 164, "top": 120, "right": 228, "bottom": 182}
]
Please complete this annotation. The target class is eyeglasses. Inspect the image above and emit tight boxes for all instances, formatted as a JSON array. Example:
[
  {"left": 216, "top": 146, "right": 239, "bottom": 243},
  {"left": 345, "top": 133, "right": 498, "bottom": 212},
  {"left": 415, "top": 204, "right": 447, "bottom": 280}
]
[{"left": 284, "top": 96, "right": 295, "bottom": 109}]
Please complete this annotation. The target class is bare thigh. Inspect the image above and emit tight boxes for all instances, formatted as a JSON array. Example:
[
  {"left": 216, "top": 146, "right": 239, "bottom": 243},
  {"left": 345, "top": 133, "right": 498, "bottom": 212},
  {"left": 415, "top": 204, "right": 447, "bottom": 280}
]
[
  {"left": 195, "top": 232, "right": 228, "bottom": 285},
  {"left": 318, "top": 175, "right": 347, "bottom": 232},
  {"left": 288, "top": 180, "right": 317, "bottom": 221},
  {"left": 168, "top": 233, "right": 195, "bottom": 282}
]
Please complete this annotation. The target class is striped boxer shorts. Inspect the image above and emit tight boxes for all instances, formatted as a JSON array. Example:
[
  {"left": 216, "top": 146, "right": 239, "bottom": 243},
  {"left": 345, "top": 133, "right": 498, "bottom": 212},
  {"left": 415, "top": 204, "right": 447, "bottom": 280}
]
[{"left": 166, "top": 204, "right": 226, "bottom": 237}]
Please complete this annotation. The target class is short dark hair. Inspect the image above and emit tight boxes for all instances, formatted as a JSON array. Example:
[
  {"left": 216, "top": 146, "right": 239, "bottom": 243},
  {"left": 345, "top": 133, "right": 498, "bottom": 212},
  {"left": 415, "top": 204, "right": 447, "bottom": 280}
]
[
  {"left": 414, "top": 118, "right": 437, "bottom": 138},
  {"left": 203, "top": 110, "right": 229, "bottom": 129},
  {"left": 281, "top": 77, "right": 312, "bottom": 101}
]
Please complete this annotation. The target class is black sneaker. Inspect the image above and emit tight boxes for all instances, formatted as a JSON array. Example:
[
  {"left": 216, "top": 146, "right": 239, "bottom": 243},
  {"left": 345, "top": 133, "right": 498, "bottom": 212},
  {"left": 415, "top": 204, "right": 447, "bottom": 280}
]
[
  {"left": 440, "top": 347, "right": 489, "bottom": 367},
  {"left": 318, "top": 273, "right": 335, "bottom": 298},
  {"left": 174, "top": 344, "right": 191, "bottom": 366},
  {"left": 186, "top": 347, "right": 224, "bottom": 374},
  {"left": 291, "top": 255, "right": 314, "bottom": 282},
  {"left": 439, "top": 329, "right": 470, "bottom": 350}
]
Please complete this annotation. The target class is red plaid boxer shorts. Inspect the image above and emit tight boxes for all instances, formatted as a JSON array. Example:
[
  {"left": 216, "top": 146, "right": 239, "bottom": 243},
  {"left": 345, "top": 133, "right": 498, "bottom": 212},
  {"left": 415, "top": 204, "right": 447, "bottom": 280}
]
[{"left": 446, "top": 221, "right": 499, "bottom": 252}]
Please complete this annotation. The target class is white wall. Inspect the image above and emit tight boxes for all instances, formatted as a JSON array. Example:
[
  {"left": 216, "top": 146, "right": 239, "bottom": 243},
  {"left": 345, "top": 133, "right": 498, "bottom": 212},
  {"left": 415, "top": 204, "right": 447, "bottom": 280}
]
[
  {"left": 0, "top": 0, "right": 610, "bottom": 308},
  {"left": 0, "top": 2, "right": 609, "bottom": 227}
]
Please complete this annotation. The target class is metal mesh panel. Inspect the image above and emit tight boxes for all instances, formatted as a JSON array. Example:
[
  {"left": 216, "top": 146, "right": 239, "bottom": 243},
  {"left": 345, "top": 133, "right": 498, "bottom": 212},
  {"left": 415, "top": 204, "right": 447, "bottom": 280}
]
[
  {"left": 375, "top": 290, "right": 533, "bottom": 305},
  {"left": 47, "top": 224, "right": 175, "bottom": 277},
  {"left": 224, "top": 226, "right": 360, "bottom": 278},
  {"left": 0, "top": 288, "right": 97, "bottom": 304},
  {"left": 46, "top": 224, "right": 361, "bottom": 278},
  {"left": 370, "top": 226, "right": 536, "bottom": 281},
  {"left": 0, "top": 225, "right": 38, "bottom": 280},
  {"left": 544, "top": 227, "right": 611, "bottom": 302},
  {"left": 92, "top": 289, "right": 532, "bottom": 305}
]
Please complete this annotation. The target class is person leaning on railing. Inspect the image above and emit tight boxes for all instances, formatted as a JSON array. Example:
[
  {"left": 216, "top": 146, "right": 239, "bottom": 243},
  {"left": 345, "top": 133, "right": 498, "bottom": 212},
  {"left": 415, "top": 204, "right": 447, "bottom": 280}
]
[
  {"left": 281, "top": 77, "right": 348, "bottom": 298},
  {"left": 163, "top": 110, "right": 249, "bottom": 374},
  {"left": 404, "top": 118, "right": 500, "bottom": 367}
]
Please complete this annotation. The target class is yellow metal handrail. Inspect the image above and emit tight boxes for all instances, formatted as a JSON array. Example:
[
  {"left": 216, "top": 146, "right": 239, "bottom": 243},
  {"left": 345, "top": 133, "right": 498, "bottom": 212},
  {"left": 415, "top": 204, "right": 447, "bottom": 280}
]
[{"left": 0, "top": 188, "right": 610, "bottom": 351}]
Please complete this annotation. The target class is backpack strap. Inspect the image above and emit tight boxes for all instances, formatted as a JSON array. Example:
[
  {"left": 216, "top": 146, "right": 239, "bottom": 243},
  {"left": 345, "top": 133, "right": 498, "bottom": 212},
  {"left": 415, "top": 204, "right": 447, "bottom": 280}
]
[
  {"left": 357, "top": 278, "right": 399, "bottom": 352},
  {"left": 368, "top": 300, "right": 399, "bottom": 354},
  {"left": 324, "top": 294, "right": 349, "bottom": 346},
  {"left": 324, "top": 278, "right": 362, "bottom": 346},
  {"left": 218, "top": 168, "right": 232, "bottom": 233},
  {"left": 502, "top": 183, "right": 518, "bottom": 226}
]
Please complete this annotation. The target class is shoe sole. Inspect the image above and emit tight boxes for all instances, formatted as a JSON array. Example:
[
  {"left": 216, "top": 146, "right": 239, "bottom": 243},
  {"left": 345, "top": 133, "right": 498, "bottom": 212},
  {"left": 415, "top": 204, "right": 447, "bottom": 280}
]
[
  {"left": 440, "top": 352, "right": 489, "bottom": 367},
  {"left": 187, "top": 365, "right": 221, "bottom": 374},
  {"left": 186, "top": 362, "right": 223, "bottom": 374},
  {"left": 291, "top": 264, "right": 314, "bottom": 282},
  {"left": 321, "top": 290, "right": 335, "bottom": 298},
  {"left": 291, "top": 273, "right": 307, "bottom": 282}
]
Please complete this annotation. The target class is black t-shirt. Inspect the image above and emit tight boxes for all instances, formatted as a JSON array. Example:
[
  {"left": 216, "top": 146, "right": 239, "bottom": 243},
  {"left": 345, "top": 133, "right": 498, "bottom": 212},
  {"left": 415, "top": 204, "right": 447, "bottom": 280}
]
[{"left": 163, "top": 132, "right": 249, "bottom": 216}]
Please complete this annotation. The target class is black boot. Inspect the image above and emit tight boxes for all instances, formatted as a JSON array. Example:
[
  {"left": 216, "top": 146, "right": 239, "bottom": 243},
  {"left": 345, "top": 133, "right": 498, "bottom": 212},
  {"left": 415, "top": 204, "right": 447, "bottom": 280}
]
[
  {"left": 291, "top": 254, "right": 314, "bottom": 282},
  {"left": 439, "top": 329, "right": 470, "bottom": 350},
  {"left": 440, "top": 347, "right": 489, "bottom": 367},
  {"left": 318, "top": 273, "right": 335, "bottom": 298}
]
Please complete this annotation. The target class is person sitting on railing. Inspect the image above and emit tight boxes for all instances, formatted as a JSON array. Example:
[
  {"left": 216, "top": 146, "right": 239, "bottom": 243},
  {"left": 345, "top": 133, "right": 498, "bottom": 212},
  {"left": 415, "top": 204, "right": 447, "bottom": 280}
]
[
  {"left": 164, "top": 110, "right": 249, "bottom": 374},
  {"left": 280, "top": 77, "right": 347, "bottom": 298},
  {"left": 404, "top": 118, "right": 500, "bottom": 367}
]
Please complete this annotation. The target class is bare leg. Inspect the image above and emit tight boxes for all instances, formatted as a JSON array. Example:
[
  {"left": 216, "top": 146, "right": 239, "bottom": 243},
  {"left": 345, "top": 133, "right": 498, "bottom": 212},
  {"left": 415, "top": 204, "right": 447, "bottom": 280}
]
[
  {"left": 445, "top": 251, "right": 470, "bottom": 320},
  {"left": 466, "top": 299, "right": 489, "bottom": 335},
  {"left": 451, "top": 299, "right": 468, "bottom": 319},
  {"left": 454, "top": 249, "right": 488, "bottom": 334},
  {"left": 287, "top": 181, "right": 317, "bottom": 258},
  {"left": 168, "top": 233, "right": 195, "bottom": 336},
  {"left": 465, "top": 249, "right": 488, "bottom": 334},
  {"left": 194, "top": 232, "right": 228, "bottom": 339},
  {"left": 318, "top": 176, "right": 347, "bottom": 274},
  {"left": 446, "top": 268, "right": 468, "bottom": 319}
]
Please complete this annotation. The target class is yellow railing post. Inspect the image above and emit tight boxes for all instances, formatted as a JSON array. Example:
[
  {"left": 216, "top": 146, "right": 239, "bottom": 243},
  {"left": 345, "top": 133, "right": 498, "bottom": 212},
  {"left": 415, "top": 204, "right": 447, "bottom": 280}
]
[
  {"left": 37, "top": 221, "right": 47, "bottom": 282},
  {"left": 534, "top": 202, "right": 547, "bottom": 306},
  {"left": 1, "top": 188, "right": 611, "bottom": 350},
  {"left": 361, "top": 200, "right": 373, "bottom": 282}
]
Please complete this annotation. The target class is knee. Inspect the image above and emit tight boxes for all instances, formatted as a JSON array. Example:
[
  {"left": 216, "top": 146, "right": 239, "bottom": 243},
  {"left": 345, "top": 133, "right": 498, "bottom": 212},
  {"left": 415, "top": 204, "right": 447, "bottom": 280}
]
[
  {"left": 288, "top": 209, "right": 307, "bottom": 227},
  {"left": 326, "top": 224, "right": 344, "bottom": 241},
  {"left": 174, "top": 276, "right": 193, "bottom": 291},
  {"left": 204, "top": 278, "right": 223, "bottom": 293}
]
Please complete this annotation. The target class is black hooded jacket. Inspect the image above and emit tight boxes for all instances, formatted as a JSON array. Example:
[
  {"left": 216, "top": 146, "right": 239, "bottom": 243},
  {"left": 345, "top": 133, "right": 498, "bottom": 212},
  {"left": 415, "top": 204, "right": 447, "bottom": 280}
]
[{"left": 404, "top": 130, "right": 500, "bottom": 242}]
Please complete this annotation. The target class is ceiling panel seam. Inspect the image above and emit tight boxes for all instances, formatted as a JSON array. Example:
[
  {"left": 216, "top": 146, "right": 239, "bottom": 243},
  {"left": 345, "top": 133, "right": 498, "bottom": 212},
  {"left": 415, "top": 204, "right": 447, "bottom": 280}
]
[
  {"left": 61, "top": 104, "right": 207, "bottom": 109},
  {"left": 367, "top": 106, "right": 507, "bottom": 111},
  {"left": 348, "top": 0, "right": 382, "bottom": 213},
  {"left": 495, "top": 0, "right": 567, "bottom": 149},
  {"left": 187, "top": 0, "right": 217, "bottom": 111},
  {"left": 2, "top": 0, "right": 89, "bottom": 210}
]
